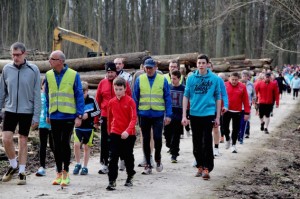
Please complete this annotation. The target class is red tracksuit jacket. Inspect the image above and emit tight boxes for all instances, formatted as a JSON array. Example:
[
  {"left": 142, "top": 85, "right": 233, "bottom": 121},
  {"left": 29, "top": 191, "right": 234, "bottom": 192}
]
[
  {"left": 225, "top": 81, "right": 250, "bottom": 114},
  {"left": 107, "top": 95, "right": 137, "bottom": 135},
  {"left": 255, "top": 80, "right": 279, "bottom": 106}
]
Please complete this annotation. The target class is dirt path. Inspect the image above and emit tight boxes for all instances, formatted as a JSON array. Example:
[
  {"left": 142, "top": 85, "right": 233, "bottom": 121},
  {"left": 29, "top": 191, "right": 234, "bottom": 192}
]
[{"left": 0, "top": 96, "right": 298, "bottom": 199}]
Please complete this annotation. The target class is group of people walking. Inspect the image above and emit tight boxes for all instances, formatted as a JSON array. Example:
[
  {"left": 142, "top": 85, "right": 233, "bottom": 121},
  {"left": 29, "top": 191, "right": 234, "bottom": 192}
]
[{"left": 0, "top": 42, "right": 285, "bottom": 191}]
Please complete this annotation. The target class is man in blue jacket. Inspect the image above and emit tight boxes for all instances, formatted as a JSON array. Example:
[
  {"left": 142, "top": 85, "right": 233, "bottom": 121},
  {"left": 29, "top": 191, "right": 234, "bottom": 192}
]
[
  {"left": 182, "top": 54, "right": 221, "bottom": 180},
  {"left": 0, "top": 42, "right": 41, "bottom": 185},
  {"left": 45, "top": 50, "right": 84, "bottom": 186},
  {"left": 134, "top": 58, "right": 172, "bottom": 175}
]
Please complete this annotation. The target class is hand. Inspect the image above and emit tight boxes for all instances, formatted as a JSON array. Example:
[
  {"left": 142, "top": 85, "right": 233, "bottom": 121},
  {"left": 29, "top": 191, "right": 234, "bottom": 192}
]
[
  {"left": 221, "top": 107, "right": 227, "bottom": 115},
  {"left": 181, "top": 117, "right": 190, "bottom": 126},
  {"left": 121, "top": 131, "right": 129, "bottom": 139},
  {"left": 276, "top": 104, "right": 279, "bottom": 108},
  {"left": 214, "top": 117, "right": 220, "bottom": 128},
  {"left": 46, "top": 117, "right": 50, "bottom": 124},
  {"left": 75, "top": 117, "right": 82, "bottom": 127},
  {"left": 244, "top": 115, "right": 250, "bottom": 121},
  {"left": 83, "top": 113, "right": 88, "bottom": 120},
  {"left": 31, "top": 122, "right": 39, "bottom": 130},
  {"left": 164, "top": 117, "right": 171, "bottom": 125}
]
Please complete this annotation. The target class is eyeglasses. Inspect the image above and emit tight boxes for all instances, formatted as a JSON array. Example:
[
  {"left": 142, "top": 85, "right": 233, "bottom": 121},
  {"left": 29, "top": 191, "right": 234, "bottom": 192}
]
[
  {"left": 114, "top": 62, "right": 122, "bottom": 65},
  {"left": 11, "top": 52, "right": 24, "bottom": 57},
  {"left": 50, "top": 58, "right": 61, "bottom": 61}
]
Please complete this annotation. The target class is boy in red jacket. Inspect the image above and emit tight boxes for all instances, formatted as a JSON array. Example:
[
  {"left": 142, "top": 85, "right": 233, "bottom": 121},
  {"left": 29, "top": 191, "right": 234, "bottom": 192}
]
[{"left": 106, "top": 77, "right": 137, "bottom": 191}]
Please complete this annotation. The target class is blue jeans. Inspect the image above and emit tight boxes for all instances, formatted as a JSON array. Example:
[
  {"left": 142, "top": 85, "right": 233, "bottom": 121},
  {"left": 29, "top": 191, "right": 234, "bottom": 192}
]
[
  {"left": 239, "top": 110, "right": 250, "bottom": 141},
  {"left": 140, "top": 116, "right": 164, "bottom": 167}
]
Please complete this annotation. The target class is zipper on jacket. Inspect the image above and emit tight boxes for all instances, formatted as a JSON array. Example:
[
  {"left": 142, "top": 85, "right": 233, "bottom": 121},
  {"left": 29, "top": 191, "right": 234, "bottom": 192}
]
[{"left": 16, "top": 69, "right": 20, "bottom": 112}]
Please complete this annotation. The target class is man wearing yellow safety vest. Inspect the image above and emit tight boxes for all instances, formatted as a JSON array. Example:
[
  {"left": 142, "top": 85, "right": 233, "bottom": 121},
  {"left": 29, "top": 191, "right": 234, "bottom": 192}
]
[
  {"left": 45, "top": 50, "right": 85, "bottom": 186},
  {"left": 133, "top": 58, "right": 172, "bottom": 175},
  {"left": 163, "top": 59, "right": 184, "bottom": 84}
]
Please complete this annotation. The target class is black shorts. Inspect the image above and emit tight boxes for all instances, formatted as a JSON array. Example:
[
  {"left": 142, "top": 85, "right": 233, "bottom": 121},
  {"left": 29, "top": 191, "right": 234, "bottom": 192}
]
[
  {"left": 258, "top": 104, "right": 273, "bottom": 118},
  {"left": 74, "top": 129, "right": 93, "bottom": 145},
  {"left": 2, "top": 111, "right": 33, "bottom": 136}
]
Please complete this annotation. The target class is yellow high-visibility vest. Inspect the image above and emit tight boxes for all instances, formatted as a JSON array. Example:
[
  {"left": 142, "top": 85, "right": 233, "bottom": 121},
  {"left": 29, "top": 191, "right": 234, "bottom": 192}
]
[
  {"left": 139, "top": 73, "right": 165, "bottom": 111},
  {"left": 46, "top": 68, "right": 77, "bottom": 114}
]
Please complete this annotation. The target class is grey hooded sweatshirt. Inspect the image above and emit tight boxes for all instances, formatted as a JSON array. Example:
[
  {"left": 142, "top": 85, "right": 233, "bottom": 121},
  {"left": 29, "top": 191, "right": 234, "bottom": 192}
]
[{"left": 0, "top": 60, "right": 41, "bottom": 123}]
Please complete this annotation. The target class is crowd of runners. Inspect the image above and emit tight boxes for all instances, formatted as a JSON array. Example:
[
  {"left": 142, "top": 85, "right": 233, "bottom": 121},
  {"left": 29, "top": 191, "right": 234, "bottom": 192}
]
[{"left": 0, "top": 42, "right": 299, "bottom": 191}]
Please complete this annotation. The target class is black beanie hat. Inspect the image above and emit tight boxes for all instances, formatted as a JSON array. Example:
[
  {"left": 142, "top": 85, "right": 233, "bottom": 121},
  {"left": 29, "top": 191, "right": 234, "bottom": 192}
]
[{"left": 105, "top": 62, "right": 117, "bottom": 72}]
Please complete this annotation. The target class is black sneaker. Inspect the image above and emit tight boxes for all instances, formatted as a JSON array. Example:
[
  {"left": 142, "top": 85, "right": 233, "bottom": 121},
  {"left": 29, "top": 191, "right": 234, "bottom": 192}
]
[
  {"left": 264, "top": 128, "right": 269, "bottom": 134},
  {"left": 106, "top": 181, "right": 116, "bottom": 191},
  {"left": 260, "top": 122, "right": 265, "bottom": 131},
  {"left": 2, "top": 166, "right": 18, "bottom": 182},
  {"left": 245, "top": 134, "right": 249, "bottom": 138},
  {"left": 124, "top": 175, "right": 133, "bottom": 187},
  {"left": 171, "top": 155, "right": 177, "bottom": 163},
  {"left": 17, "top": 172, "right": 26, "bottom": 185}
]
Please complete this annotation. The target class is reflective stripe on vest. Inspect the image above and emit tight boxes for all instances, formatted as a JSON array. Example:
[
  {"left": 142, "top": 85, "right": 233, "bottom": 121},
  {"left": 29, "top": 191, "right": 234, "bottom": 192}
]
[
  {"left": 46, "top": 68, "right": 77, "bottom": 114},
  {"left": 139, "top": 74, "right": 165, "bottom": 111}
]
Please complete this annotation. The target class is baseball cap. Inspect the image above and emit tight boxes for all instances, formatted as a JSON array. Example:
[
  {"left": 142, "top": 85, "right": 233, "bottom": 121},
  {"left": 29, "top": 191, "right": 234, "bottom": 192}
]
[{"left": 144, "top": 58, "right": 156, "bottom": 67}]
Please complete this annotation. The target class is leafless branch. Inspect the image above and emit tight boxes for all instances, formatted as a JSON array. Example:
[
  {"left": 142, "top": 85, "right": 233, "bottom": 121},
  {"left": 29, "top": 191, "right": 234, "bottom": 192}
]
[{"left": 266, "top": 40, "right": 300, "bottom": 53}]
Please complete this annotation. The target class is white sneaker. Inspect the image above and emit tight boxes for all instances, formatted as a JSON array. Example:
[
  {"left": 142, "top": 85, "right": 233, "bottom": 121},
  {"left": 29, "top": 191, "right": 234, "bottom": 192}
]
[
  {"left": 98, "top": 165, "right": 108, "bottom": 174},
  {"left": 231, "top": 145, "right": 237, "bottom": 153},
  {"left": 225, "top": 140, "right": 230, "bottom": 149},
  {"left": 156, "top": 162, "right": 163, "bottom": 172},
  {"left": 141, "top": 165, "right": 152, "bottom": 175},
  {"left": 213, "top": 148, "right": 220, "bottom": 156},
  {"left": 119, "top": 160, "right": 126, "bottom": 171},
  {"left": 138, "top": 155, "right": 155, "bottom": 167}
]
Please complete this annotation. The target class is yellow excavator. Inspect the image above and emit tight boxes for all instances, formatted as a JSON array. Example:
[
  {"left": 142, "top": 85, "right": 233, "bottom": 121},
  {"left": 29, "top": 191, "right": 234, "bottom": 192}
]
[{"left": 52, "top": 26, "right": 105, "bottom": 57}]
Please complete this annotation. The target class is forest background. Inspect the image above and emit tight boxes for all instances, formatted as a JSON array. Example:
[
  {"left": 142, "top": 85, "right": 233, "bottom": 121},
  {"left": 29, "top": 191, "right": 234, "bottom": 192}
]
[{"left": 0, "top": 0, "right": 299, "bottom": 66}]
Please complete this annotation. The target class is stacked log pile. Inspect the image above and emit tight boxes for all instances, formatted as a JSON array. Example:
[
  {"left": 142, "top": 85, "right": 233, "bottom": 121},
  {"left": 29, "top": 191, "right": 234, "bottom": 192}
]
[{"left": 0, "top": 52, "right": 273, "bottom": 89}]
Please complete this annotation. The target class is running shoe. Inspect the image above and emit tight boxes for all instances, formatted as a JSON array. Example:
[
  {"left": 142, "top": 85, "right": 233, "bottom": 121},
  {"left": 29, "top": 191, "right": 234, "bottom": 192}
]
[
  {"left": 202, "top": 168, "right": 210, "bottom": 180},
  {"left": 141, "top": 165, "right": 152, "bottom": 175},
  {"left": 106, "top": 181, "right": 116, "bottom": 191},
  {"left": 213, "top": 148, "right": 220, "bottom": 156},
  {"left": 156, "top": 161, "right": 163, "bottom": 172},
  {"left": 231, "top": 145, "right": 237, "bottom": 153},
  {"left": 171, "top": 155, "right": 177, "bottom": 163},
  {"left": 124, "top": 175, "right": 134, "bottom": 187},
  {"left": 52, "top": 172, "right": 62, "bottom": 185},
  {"left": 264, "top": 128, "right": 269, "bottom": 134},
  {"left": 60, "top": 170, "right": 70, "bottom": 186},
  {"left": 260, "top": 122, "right": 265, "bottom": 131},
  {"left": 2, "top": 166, "right": 18, "bottom": 182},
  {"left": 245, "top": 134, "right": 249, "bottom": 138},
  {"left": 17, "top": 172, "right": 26, "bottom": 185},
  {"left": 36, "top": 167, "right": 46, "bottom": 176},
  {"left": 73, "top": 163, "right": 82, "bottom": 175},
  {"left": 195, "top": 167, "right": 203, "bottom": 177},
  {"left": 98, "top": 165, "right": 108, "bottom": 174},
  {"left": 80, "top": 167, "right": 88, "bottom": 175}
]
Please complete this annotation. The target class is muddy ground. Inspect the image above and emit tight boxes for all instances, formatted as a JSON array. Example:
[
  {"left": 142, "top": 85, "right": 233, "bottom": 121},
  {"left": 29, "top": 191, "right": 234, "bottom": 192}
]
[{"left": 217, "top": 103, "right": 300, "bottom": 199}]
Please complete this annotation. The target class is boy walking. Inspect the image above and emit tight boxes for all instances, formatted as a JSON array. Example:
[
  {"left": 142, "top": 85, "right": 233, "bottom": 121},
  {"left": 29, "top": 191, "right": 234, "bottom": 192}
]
[
  {"left": 163, "top": 71, "right": 185, "bottom": 163},
  {"left": 73, "top": 81, "right": 100, "bottom": 175},
  {"left": 106, "top": 77, "right": 137, "bottom": 191}
]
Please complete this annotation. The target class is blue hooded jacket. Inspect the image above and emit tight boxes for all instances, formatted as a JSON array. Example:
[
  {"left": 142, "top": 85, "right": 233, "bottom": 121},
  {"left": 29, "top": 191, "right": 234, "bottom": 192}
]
[{"left": 184, "top": 69, "right": 220, "bottom": 117}]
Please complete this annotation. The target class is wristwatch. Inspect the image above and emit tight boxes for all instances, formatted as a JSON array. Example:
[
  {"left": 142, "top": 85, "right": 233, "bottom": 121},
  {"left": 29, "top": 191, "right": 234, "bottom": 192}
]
[{"left": 77, "top": 115, "right": 83, "bottom": 119}]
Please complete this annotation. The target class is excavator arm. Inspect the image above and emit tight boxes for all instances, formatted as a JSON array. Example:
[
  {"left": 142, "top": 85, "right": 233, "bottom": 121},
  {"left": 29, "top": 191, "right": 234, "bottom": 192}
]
[{"left": 52, "top": 27, "right": 104, "bottom": 56}]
